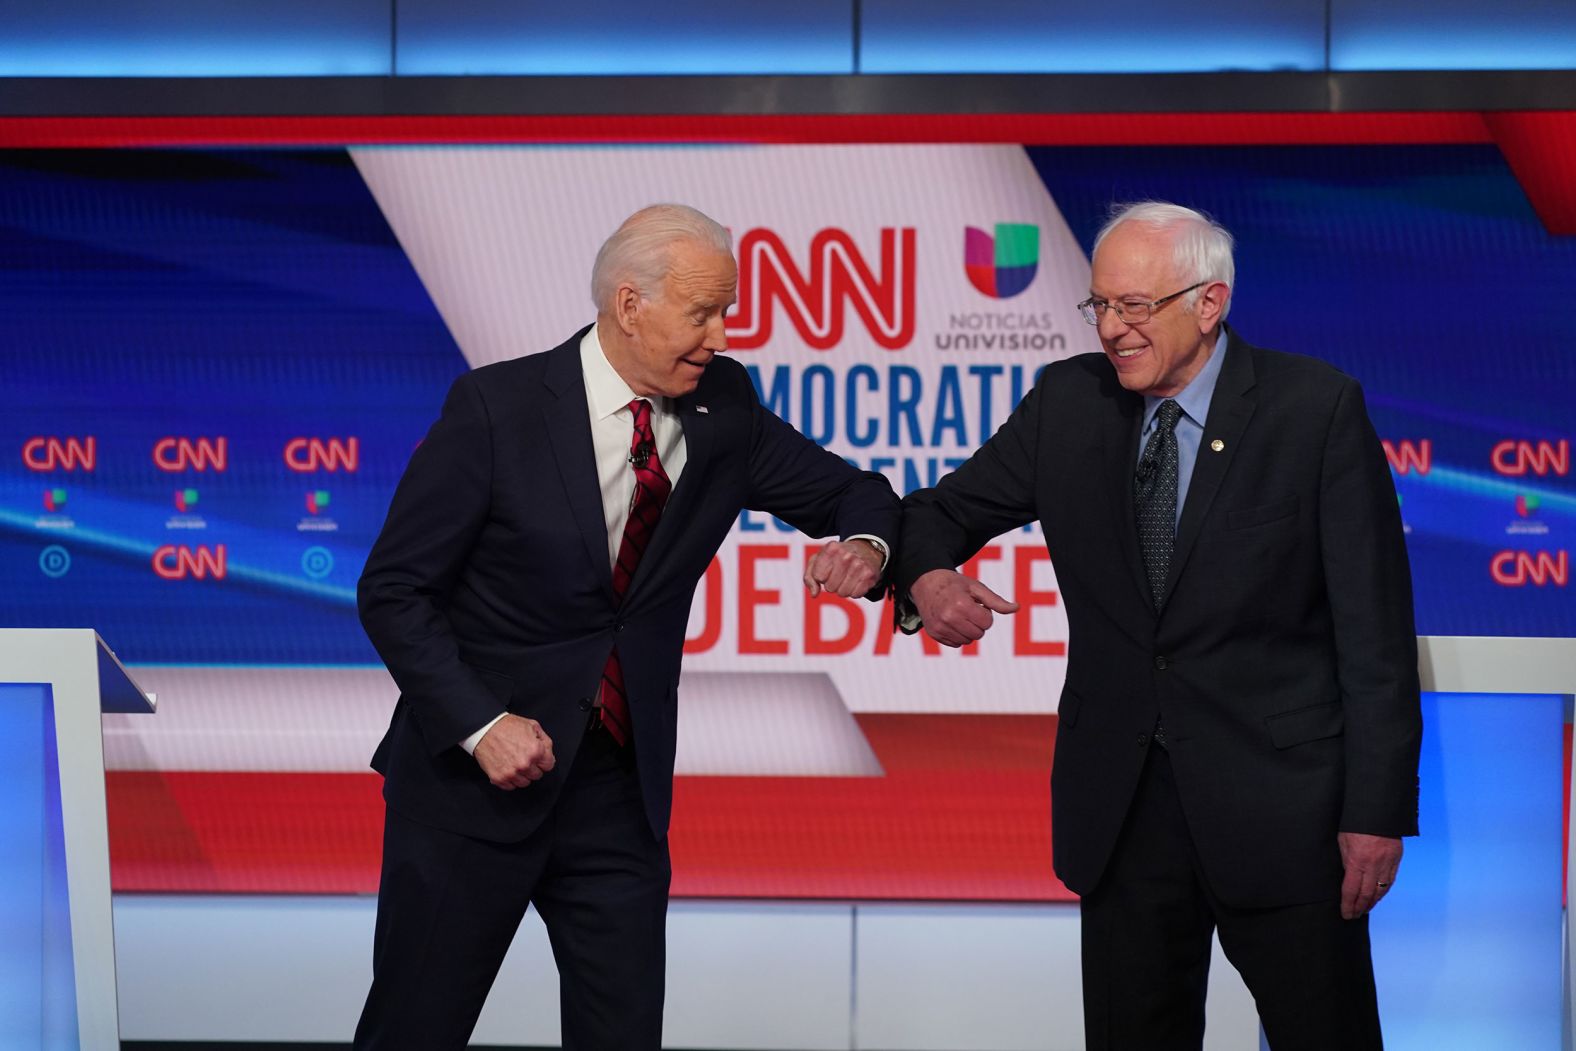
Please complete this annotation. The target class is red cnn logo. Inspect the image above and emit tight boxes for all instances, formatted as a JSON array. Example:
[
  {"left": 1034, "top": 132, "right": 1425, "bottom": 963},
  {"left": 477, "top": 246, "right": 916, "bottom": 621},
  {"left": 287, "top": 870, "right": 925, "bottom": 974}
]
[
  {"left": 284, "top": 437, "right": 359, "bottom": 473},
  {"left": 727, "top": 227, "right": 917, "bottom": 351},
  {"left": 1490, "top": 550, "right": 1568, "bottom": 587},
  {"left": 22, "top": 437, "right": 96, "bottom": 472},
  {"left": 152, "top": 544, "right": 228, "bottom": 580},
  {"left": 153, "top": 437, "right": 228, "bottom": 472},
  {"left": 1382, "top": 440, "right": 1431, "bottom": 475},
  {"left": 1491, "top": 440, "right": 1569, "bottom": 477}
]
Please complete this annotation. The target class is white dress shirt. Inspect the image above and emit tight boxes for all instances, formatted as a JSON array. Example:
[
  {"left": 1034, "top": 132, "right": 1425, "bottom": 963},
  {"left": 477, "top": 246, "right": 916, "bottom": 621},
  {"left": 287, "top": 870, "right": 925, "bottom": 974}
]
[{"left": 578, "top": 325, "right": 688, "bottom": 571}]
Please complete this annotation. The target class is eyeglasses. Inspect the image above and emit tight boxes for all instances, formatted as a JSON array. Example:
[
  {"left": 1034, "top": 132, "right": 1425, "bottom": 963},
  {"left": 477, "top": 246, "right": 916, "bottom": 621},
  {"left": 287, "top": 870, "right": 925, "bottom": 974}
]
[{"left": 1077, "top": 281, "right": 1206, "bottom": 326}]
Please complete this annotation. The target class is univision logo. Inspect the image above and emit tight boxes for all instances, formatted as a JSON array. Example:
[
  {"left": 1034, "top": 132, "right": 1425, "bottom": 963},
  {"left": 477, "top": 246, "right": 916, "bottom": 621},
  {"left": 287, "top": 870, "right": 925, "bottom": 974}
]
[{"left": 965, "top": 223, "right": 1039, "bottom": 299}]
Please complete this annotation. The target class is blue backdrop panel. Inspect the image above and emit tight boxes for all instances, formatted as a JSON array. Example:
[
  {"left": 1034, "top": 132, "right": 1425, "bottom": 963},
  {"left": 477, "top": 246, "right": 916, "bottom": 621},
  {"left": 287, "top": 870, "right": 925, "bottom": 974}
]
[
  {"left": 859, "top": 0, "right": 1325, "bottom": 73},
  {"left": 1373, "top": 692, "right": 1564, "bottom": 1048},
  {"left": 0, "top": 0, "right": 390, "bottom": 76},
  {"left": 0, "top": 150, "right": 466, "bottom": 663},
  {"left": 1331, "top": 0, "right": 1576, "bottom": 70},
  {"left": 0, "top": 684, "right": 78, "bottom": 1050},
  {"left": 395, "top": 0, "right": 854, "bottom": 75}
]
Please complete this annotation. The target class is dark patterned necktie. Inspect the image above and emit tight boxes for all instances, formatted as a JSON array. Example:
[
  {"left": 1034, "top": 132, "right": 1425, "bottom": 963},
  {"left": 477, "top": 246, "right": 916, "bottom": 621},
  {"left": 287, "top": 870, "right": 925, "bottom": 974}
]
[
  {"left": 1135, "top": 399, "right": 1183, "bottom": 611},
  {"left": 599, "top": 399, "right": 671, "bottom": 745}
]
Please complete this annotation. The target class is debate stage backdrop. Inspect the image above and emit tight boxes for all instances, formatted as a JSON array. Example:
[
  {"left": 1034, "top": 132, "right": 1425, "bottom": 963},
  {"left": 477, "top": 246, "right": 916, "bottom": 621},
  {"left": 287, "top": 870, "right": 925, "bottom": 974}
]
[{"left": 1, "top": 127, "right": 1572, "bottom": 902}]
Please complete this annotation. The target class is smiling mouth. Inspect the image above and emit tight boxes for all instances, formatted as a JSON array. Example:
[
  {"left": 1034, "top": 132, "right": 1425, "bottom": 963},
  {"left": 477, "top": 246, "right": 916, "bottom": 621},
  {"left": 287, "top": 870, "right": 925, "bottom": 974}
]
[{"left": 1113, "top": 347, "right": 1146, "bottom": 359}]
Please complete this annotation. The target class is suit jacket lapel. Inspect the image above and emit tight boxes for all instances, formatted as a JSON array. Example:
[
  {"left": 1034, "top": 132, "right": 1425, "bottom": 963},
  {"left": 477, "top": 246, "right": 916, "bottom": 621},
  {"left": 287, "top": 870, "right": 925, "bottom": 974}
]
[
  {"left": 1100, "top": 378, "right": 1153, "bottom": 612},
  {"left": 665, "top": 395, "right": 713, "bottom": 522},
  {"left": 542, "top": 334, "right": 617, "bottom": 605},
  {"left": 1161, "top": 331, "right": 1257, "bottom": 607}
]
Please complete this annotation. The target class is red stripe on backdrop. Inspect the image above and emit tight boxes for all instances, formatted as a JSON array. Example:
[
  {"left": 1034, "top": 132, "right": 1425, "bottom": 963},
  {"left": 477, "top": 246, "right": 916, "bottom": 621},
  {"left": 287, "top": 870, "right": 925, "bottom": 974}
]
[
  {"left": 0, "top": 112, "right": 1492, "bottom": 149},
  {"left": 1484, "top": 112, "right": 1576, "bottom": 235},
  {"left": 107, "top": 771, "right": 385, "bottom": 894},
  {"left": 106, "top": 713, "right": 1074, "bottom": 901},
  {"left": 669, "top": 714, "right": 1067, "bottom": 900},
  {"left": 95, "top": 714, "right": 1576, "bottom": 901}
]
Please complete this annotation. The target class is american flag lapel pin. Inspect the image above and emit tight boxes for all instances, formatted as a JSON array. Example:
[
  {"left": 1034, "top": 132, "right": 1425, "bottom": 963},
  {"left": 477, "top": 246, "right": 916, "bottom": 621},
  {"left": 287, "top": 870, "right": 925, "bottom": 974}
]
[{"left": 696, "top": 405, "right": 709, "bottom": 414}]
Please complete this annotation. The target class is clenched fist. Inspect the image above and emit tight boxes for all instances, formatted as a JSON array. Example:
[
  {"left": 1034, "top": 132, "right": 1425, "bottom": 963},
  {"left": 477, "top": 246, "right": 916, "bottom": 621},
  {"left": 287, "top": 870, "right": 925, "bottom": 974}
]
[
  {"left": 474, "top": 714, "right": 556, "bottom": 790},
  {"left": 909, "top": 568, "right": 1019, "bottom": 647},
  {"left": 804, "top": 538, "right": 884, "bottom": 598}
]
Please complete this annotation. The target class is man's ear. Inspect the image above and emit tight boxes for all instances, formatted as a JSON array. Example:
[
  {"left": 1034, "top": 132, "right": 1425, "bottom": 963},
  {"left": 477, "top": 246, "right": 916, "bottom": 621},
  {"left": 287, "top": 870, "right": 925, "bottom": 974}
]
[
  {"left": 1195, "top": 281, "right": 1229, "bottom": 331},
  {"left": 614, "top": 283, "right": 643, "bottom": 336}
]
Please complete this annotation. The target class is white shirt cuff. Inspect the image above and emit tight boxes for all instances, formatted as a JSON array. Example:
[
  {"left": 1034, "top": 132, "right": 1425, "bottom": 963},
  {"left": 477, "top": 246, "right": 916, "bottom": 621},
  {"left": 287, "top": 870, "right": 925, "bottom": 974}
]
[{"left": 461, "top": 713, "right": 508, "bottom": 755}]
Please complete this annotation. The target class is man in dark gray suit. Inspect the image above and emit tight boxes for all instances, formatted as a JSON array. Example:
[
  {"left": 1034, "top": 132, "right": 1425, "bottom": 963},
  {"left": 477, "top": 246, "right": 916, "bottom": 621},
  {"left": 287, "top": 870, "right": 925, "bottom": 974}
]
[
  {"left": 897, "top": 202, "right": 1420, "bottom": 1050},
  {"left": 355, "top": 204, "right": 899, "bottom": 1050}
]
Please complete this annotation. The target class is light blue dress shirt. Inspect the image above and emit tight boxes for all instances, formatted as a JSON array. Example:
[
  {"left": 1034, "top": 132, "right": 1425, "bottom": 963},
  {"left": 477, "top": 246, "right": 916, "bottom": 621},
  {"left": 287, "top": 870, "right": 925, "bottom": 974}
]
[{"left": 1135, "top": 328, "right": 1230, "bottom": 529}]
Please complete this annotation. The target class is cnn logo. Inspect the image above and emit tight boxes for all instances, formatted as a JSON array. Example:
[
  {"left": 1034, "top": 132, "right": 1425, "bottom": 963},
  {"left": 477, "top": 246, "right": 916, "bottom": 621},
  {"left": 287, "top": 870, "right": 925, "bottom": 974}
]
[
  {"left": 154, "top": 437, "right": 228, "bottom": 472},
  {"left": 152, "top": 544, "right": 227, "bottom": 580},
  {"left": 22, "top": 437, "right": 96, "bottom": 472},
  {"left": 727, "top": 227, "right": 917, "bottom": 351},
  {"left": 1490, "top": 550, "right": 1568, "bottom": 587},
  {"left": 1491, "top": 440, "right": 1569, "bottom": 477},
  {"left": 284, "top": 437, "right": 359, "bottom": 473}
]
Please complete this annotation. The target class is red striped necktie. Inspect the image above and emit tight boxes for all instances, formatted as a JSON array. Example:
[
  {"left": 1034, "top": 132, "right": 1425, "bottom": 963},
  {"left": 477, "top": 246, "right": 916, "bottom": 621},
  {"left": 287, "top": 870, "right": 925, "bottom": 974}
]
[{"left": 599, "top": 398, "right": 672, "bottom": 745}]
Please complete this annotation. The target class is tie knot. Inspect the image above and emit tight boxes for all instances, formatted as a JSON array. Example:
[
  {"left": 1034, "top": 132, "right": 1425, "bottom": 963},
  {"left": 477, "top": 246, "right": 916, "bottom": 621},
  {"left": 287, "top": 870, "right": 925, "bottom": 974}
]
[
  {"left": 1156, "top": 399, "right": 1182, "bottom": 430},
  {"left": 628, "top": 398, "right": 652, "bottom": 433}
]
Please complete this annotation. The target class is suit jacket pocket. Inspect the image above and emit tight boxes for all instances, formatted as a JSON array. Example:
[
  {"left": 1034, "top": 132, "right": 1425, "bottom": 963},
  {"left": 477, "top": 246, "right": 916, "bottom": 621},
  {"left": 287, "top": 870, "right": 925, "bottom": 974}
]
[
  {"left": 1225, "top": 496, "right": 1299, "bottom": 531},
  {"left": 1264, "top": 701, "right": 1344, "bottom": 749}
]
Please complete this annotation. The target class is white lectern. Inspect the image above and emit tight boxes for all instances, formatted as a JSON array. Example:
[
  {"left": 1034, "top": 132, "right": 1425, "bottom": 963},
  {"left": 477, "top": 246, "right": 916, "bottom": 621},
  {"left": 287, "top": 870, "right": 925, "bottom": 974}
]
[{"left": 0, "top": 630, "right": 154, "bottom": 1051}]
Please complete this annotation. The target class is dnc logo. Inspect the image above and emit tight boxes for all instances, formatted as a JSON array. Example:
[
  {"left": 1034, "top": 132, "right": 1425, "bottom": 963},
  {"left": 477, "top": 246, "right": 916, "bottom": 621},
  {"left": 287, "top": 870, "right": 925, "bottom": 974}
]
[{"left": 965, "top": 223, "right": 1039, "bottom": 299}]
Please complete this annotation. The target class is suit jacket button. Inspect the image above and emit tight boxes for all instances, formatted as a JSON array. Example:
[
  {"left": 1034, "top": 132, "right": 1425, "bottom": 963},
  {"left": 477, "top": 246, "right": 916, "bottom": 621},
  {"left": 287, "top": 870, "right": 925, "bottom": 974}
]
[
  {"left": 1153, "top": 655, "right": 1168, "bottom": 670},
  {"left": 1137, "top": 733, "right": 1149, "bottom": 748},
  {"left": 577, "top": 697, "right": 593, "bottom": 712},
  {"left": 615, "top": 621, "right": 626, "bottom": 633}
]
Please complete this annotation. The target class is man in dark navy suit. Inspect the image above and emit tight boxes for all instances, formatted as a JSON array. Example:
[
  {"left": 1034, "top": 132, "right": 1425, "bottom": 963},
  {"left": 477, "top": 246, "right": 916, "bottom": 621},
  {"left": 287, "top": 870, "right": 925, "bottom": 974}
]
[
  {"left": 897, "top": 202, "right": 1420, "bottom": 1050},
  {"left": 354, "top": 204, "right": 898, "bottom": 1050}
]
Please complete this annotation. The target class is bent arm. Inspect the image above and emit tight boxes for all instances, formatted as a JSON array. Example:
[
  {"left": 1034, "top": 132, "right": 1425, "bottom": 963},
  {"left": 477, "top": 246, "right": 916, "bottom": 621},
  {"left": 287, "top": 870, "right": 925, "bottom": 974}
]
[
  {"left": 896, "top": 379, "right": 1043, "bottom": 617},
  {"left": 358, "top": 373, "right": 508, "bottom": 754},
  {"left": 743, "top": 377, "right": 900, "bottom": 590}
]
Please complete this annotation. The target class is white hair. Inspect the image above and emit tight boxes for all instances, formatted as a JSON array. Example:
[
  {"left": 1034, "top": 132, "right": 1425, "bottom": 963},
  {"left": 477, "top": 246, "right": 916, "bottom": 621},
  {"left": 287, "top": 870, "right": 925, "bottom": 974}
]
[
  {"left": 1093, "top": 201, "right": 1235, "bottom": 321},
  {"left": 590, "top": 203, "right": 733, "bottom": 311}
]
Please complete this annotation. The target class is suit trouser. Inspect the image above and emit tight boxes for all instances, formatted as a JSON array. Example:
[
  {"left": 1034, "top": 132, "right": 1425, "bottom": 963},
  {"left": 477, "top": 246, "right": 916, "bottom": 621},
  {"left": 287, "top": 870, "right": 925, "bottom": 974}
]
[
  {"left": 353, "top": 723, "right": 671, "bottom": 1051},
  {"left": 1079, "top": 746, "right": 1382, "bottom": 1051}
]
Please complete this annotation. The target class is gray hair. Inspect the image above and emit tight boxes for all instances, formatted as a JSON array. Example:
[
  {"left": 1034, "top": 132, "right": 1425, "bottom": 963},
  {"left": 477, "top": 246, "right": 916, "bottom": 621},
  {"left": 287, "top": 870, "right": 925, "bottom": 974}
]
[
  {"left": 1093, "top": 201, "right": 1235, "bottom": 321},
  {"left": 591, "top": 203, "right": 733, "bottom": 311}
]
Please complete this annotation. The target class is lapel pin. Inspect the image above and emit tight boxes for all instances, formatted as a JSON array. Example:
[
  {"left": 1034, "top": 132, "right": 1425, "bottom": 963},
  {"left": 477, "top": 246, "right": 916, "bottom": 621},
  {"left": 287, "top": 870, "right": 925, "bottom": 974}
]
[
  {"left": 1210, "top": 439, "right": 1225, "bottom": 453},
  {"left": 696, "top": 405, "right": 709, "bottom": 414}
]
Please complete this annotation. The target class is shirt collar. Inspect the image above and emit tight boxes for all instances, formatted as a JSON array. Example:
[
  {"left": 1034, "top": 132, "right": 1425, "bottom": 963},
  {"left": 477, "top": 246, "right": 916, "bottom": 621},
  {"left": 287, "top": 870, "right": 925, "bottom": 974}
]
[
  {"left": 580, "top": 324, "right": 642, "bottom": 422},
  {"left": 1144, "top": 327, "right": 1229, "bottom": 430}
]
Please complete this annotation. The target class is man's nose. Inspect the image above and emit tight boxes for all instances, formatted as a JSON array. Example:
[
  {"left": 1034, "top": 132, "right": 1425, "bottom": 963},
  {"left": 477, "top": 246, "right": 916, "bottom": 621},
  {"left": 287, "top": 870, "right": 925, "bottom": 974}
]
[
  {"left": 1097, "top": 307, "right": 1131, "bottom": 342},
  {"left": 706, "top": 315, "right": 729, "bottom": 352}
]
